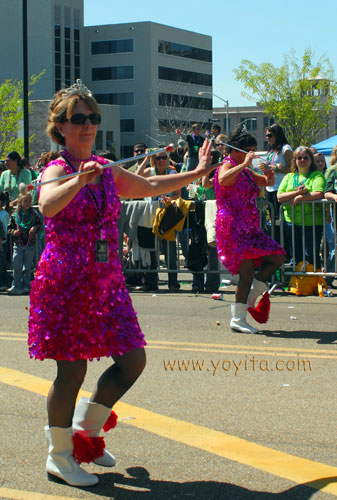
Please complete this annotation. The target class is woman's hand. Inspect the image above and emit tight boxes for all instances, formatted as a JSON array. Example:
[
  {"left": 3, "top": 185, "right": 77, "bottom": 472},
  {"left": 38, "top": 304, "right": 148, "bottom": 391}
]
[
  {"left": 296, "top": 184, "right": 308, "bottom": 194},
  {"left": 242, "top": 151, "right": 257, "bottom": 168},
  {"left": 194, "top": 140, "right": 215, "bottom": 176},
  {"left": 265, "top": 168, "right": 275, "bottom": 186},
  {"left": 29, "top": 227, "right": 37, "bottom": 236},
  {"left": 76, "top": 161, "right": 103, "bottom": 188}
]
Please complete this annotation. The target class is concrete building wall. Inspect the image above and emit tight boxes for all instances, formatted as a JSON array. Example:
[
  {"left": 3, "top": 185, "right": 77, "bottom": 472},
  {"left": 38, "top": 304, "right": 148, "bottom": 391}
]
[
  {"left": 84, "top": 21, "right": 212, "bottom": 154},
  {"left": 0, "top": 0, "right": 84, "bottom": 99},
  {"left": 28, "top": 100, "right": 120, "bottom": 165}
]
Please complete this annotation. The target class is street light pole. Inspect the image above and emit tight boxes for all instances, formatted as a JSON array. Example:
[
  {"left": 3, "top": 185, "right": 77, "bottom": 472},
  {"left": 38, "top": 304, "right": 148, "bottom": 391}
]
[
  {"left": 22, "top": 0, "right": 29, "bottom": 159},
  {"left": 198, "top": 91, "right": 229, "bottom": 136}
]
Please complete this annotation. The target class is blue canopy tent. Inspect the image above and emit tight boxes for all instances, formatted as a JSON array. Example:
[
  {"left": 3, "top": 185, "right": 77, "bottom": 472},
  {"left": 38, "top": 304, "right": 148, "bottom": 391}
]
[{"left": 311, "top": 135, "right": 337, "bottom": 155}]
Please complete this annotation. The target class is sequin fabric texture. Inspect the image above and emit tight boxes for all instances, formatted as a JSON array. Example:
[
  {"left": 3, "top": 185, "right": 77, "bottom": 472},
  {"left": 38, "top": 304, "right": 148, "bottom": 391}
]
[
  {"left": 28, "top": 157, "right": 145, "bottom": 361},
  {"left": 214, "top": 158, "right": 285, "bottom": 275}
]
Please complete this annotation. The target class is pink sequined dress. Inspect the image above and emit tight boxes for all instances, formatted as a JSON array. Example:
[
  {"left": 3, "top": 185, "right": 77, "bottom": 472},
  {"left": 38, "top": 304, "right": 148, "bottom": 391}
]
[
  {"left": 214, "top": 158, "right": 285, "bottom": 276},
  {"left": 28, "top": 156, "right": 145, "bottom": 361}
]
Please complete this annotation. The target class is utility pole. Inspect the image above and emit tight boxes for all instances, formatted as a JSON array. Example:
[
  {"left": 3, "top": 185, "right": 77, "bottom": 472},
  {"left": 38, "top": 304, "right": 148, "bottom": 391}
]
[{"left": 22, "top": 0, "right": 29, "bottom": 158}]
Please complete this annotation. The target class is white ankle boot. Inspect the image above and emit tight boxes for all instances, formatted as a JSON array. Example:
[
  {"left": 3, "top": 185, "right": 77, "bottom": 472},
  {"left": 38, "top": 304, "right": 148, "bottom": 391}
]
[
  {"left": 73, "top": 397, "right": 116, "bottom": 467},
  {"left": 247, "top": 279, "right": 268, "bottom": 308},
  {"left": 45, "top": 426, "right": 98, "bottom": 486},
  {"left": 230, "top": 303, "right": 259, "bottom": 334}
]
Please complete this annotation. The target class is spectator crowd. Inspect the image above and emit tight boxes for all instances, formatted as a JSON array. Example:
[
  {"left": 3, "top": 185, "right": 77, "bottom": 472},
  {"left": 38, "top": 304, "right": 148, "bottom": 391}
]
[{"left": 1, "top": 122, "right": 337, "bottom": 295}]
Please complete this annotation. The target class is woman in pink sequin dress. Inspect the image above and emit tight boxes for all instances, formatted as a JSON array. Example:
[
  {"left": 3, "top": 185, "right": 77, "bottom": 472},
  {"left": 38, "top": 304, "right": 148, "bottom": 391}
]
[
  {"left": 28, "top": 82, "right": 214, "bottom": 487},
  {"left": 214, "top": 127, "right": 285, "bottom": 334}
]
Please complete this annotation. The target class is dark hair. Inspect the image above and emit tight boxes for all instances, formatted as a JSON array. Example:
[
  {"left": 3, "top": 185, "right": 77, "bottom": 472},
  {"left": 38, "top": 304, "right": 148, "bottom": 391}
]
[
  {"left": 291, "top": 146, "right": 317, "bottom": 173},
  {"left": 6, "top": 151, "right": 24, "bottom": 168},
  {"left": 210, "top": 149, "right": 220, "bottom": 164},
  {"left": 211, "top": 124, "right": 221, "bottom": 133},
  {"left": 226, "top": 126, "right": 257, "bottom": 153},
  {"left": 0, "top": 190, "right": 10, "bottom": 211},
  {"left": 266, "top": 124, "right": 289, "bottom": 153},
  {"left": 133, "top": 143, "right": 147, "bottom": 152},
  {"left": 100, "top": 150, "right": 117, "bottom": 162}
]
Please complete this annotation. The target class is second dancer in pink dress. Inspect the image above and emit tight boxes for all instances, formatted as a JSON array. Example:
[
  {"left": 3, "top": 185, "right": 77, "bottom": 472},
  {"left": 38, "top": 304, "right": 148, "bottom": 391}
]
[{"left": 214, "top": 127, "right": 285, "bottom": 334}]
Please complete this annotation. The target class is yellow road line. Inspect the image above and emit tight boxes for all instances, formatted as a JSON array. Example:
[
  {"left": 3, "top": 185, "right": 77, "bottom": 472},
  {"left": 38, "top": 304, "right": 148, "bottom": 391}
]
[
  {"left": 148, "top": 340, "right": 337, "bottom": 355},
  {"left": 0, "top": 332, "right": 26, "bottom": 337},
  {"left": 1, "top": 333, "right": 336, "bottom": 358},
  {"left": 0, "top": 366, "right": 337, "bottom": 496},
  {"left": 0, "top": 488, "right": 83, "bottom": 500},
  {"left": 147, "top": 345, "right": 337, "bottom": 360}
]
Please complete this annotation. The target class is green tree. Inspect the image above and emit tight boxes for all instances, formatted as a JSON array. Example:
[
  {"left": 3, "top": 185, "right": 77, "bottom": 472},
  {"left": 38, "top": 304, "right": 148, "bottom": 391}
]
[
  {"left": 0, "top": 72, "right": 44, "bottom": 158},
  {"left": 234, "top": 49, "right": 337, "bottom": 148}
]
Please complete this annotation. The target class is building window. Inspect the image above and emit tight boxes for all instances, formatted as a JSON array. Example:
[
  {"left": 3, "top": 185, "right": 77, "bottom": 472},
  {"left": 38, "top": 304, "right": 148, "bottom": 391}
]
[
  {"left": 223, "top": 117, "right": 230, "bottom": 133},
  {"left": 159, "top": 119, "right": 209, "bottom": 132},
  {"left": 158, "top": 93, "right": 212, "bottom": 110},
  {"left": 92, "top": 66, "right": 134, "bottom": 81},
  {"left": 239, "top": 117, "right": 257, "bottom": 131},
  {"left": 120, "top": 119, "right": 135, "bottom": 132},
  {"left": 158, "top": 66, "right": 212, "bottom": 87},
  {"left": 54, "top": 18, "right": 61, "bottom": 91},
  {"left": 158, "top": 40, "right": 212, "bottom": 63},
  {"left": 95, "top": 92, "right": 134, "bottom": 106},
  {"left": 92, "top": 39, "right": 133, "bottom": 55},
  {"left": 64, "top": 11, "right": 71, "bottom": 87},
  {"left": 106, "top": 131, "right": 114, "bottom": 149},
  {"left": 121, "top": 145, "right": 134, "bottom": 158},
  {"left": 95, "top": 130, "right": 103, "bottom": 151},
  {"left": 263, "top": 116, "right": 274, "bottom": 129}
]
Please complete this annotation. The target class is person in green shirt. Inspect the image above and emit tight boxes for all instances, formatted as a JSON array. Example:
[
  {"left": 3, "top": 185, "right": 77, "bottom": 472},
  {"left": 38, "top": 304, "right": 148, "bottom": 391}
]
[
  {"left": 277, "top": 146, "right": 326, "bottom": 269},
  {"left": 0, "top": 151, "right": 32, "bottom": 205}
]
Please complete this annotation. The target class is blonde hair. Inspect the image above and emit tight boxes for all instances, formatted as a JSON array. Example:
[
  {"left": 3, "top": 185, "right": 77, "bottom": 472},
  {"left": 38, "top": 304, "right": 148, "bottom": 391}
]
[
  {"left": 330, "top": 145, "right": 337, "bottom": 166},
  {"left": 16, "top": 193, "right": 32, "bottom": 212},
  {"left": 46, "top": 90, "right": 100, "bottom": 146},
  {"left": 149, "top": 149, "right": 170, "bottom": 170}
]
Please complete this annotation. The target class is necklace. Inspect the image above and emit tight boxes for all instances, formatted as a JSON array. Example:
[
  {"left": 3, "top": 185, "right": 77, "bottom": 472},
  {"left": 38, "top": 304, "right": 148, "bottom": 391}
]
[
  {"left": 293, "top": 172, "right": 310, "bottom": 189},
  {"left": 15, "top": 209, "right": 33, "bottom": 247},
  {"left": 62, "top": 149, "right": 94, "bottom": 163}
]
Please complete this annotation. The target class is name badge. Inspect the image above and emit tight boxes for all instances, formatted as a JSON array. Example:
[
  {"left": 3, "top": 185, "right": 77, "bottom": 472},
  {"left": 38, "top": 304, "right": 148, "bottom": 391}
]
[{"left": 96, "top": 239, "right": 109, "bottom": 263}]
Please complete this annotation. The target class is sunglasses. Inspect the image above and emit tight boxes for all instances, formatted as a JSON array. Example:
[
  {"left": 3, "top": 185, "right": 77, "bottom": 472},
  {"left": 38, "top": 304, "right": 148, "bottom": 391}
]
[
  {"left": 155, "top": 156, "right": 168, "bottom": 161},
  {"left": 297, "top": 155, "right": 310, "bottom": 161},
  {"left": 68, "top": 113, "right": 101, "bottom": 125},
  {"left": 266, "top": 133, "right": 273, "bottom": 138},
  {"left": 134, "top": 149, "right": 145, "bottom": 153},
  {"left": 215, "top": 143, "right": 225, "bottom": 147}
]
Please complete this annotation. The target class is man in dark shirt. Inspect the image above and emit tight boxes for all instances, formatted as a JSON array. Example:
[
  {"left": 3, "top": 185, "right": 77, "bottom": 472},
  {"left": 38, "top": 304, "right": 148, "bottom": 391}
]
[{"left": 186, "top": 123, "right": 205, "bottom": 171}]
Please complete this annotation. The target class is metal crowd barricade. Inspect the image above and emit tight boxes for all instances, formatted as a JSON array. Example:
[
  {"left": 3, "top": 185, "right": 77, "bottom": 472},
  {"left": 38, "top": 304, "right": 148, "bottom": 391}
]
[
  {"left": 120, "top": 199, "right": 278, "bottom": 280},
  {"left": 279, "top": 199, "right": 337, "bottom": 281}
]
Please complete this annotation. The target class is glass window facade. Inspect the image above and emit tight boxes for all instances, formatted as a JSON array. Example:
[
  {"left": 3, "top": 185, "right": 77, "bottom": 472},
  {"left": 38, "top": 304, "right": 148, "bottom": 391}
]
[
  {"left": 158, "top": 66, "right": 212, "bottom": 87},
  {"left": 106, "top": 131, "right": 114, "bottom": 149},
  {"left": 95, "top": 93, "right": 134, "bottom": 106},
  {"left": 159, "top": 93, "right": 212, "bottom": 110},
  {"left": 92, "top": 66, "right": 134, "bottom": 81},
  {"left": 95, "top": 130, "right": 103, "bottom": 151},
  {"left": 158, "top": 40, "right": 212, "bottom": 62},
  {"left": 159, "top": 119, "right": 209, "bottom": 132},
  {"left": 120, "top": 119, "right": 135, "bottom": 132},
  {"left": 92, "top": 39, "right": 133, "bottom": 55}
]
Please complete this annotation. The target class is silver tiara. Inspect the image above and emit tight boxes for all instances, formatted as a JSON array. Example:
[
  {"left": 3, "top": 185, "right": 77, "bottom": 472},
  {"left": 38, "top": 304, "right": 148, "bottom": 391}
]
[{"left": 62, "top": 79, "right": 92, "bottom": 98}]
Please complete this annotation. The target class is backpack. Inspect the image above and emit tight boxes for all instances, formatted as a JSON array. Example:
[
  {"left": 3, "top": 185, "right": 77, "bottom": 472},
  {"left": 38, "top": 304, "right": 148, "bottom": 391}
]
[{"left": 288, "top": 261, "right": 328, "bottom": 297}]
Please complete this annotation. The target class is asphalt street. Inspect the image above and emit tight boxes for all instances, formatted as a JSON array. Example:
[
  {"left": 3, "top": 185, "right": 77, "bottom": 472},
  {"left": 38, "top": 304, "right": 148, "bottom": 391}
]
[{"left": 0, "top": 282, "right": 337, "bottom": 500}]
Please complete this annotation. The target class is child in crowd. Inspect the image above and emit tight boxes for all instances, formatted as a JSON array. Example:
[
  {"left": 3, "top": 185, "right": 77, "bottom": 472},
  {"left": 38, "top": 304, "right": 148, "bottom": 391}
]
[
  {"left": 0, "top": 191, "right": 10, "bottom": 291},
  {"left": 7, "top": 193, "right": 41, "bottom": 294}
]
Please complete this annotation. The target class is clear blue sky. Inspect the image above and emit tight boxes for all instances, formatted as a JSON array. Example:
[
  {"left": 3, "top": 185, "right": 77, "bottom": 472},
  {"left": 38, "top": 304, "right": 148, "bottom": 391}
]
[{"left": 84, "top": 0, "right": 337, "bottom": 108}]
